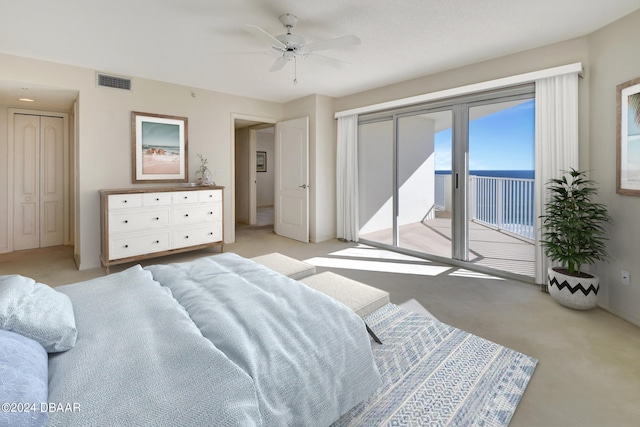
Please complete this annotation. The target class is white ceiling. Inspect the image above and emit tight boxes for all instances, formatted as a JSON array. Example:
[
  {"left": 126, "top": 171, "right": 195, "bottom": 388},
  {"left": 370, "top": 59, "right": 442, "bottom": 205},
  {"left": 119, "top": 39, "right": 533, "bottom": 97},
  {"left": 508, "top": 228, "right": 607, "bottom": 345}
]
[{"left": 1, "top": 0, "right": 640, "bottom": 108}]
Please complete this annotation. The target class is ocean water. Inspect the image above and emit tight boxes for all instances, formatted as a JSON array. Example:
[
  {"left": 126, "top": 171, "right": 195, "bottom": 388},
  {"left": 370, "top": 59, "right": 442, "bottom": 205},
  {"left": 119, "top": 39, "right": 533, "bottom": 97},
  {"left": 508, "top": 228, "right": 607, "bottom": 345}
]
[{"left": 436, "top": 170, "right": 534, "bottom": 179}]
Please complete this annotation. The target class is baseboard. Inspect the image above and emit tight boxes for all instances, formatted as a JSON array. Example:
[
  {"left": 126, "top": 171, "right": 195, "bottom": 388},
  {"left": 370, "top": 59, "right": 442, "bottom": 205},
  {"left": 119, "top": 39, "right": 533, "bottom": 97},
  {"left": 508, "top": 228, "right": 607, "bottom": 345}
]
[
  {"left": 599, "top": 302, "right": 640, "bottom": 328},
  {"left": 311, "top": 233, "right": 337, "bottom": 243}
]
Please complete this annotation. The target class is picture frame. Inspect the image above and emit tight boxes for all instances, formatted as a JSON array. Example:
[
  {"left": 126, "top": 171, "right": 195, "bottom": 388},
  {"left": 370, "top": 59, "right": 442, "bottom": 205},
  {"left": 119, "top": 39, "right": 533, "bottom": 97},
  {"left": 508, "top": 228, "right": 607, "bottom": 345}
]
[
  {"left": 132, "top": 111, "right": 188, "bottom": 183},
  {"left": 257, "top": 151, "right": 267, "bottom": 172},
  {"left": 617, "top": 77, "right": 640, "bottom": 195}
]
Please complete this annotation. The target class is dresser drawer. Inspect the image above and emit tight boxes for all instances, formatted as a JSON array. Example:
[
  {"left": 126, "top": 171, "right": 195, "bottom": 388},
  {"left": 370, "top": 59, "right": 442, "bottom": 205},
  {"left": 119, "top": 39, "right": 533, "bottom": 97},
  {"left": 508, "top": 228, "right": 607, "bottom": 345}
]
[
  {"left": 173, "top": 204, "right": 221, "bottom": 226},
  {"left": 108, "top": 208, "right": 170, "bottom": 233},
  {"left": 108, "top": 194, "right": 142, "bottom": 209},
  {"left": 198, "top": 189, "right": 222, "bottom": 203},
  {"left": 143, "top": 192, "right": 172, "bottom": 207},
  {"left": 172, "top": 191, "right": 199, "bottom": 204},
  {"left": 172, "top": 224, "right": 222, "bottom": 249},
  {"left": 108, "top": 230, "right": 171, "bottom": 260}
]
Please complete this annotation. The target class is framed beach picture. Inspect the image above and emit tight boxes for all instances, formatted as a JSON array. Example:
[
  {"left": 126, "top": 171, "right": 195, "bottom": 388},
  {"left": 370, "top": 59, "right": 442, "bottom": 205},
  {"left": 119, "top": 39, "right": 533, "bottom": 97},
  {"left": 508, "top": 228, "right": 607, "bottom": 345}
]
[
  {"left": 257, "top": 151, "right": 267, "bottom": 172},
  {"left": 617, "top": 77, "right": 640, "bottom": 195},
  {"left": 132, "top": 112, "right": 188, "bottom": 183}
]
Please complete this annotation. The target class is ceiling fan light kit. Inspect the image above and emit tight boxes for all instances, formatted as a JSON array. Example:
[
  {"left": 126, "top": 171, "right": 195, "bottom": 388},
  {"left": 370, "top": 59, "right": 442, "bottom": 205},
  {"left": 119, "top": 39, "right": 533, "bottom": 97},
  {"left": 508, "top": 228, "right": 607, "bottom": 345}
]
[{"left": 245, "top": 13, "right": 360, "bottom": 84}]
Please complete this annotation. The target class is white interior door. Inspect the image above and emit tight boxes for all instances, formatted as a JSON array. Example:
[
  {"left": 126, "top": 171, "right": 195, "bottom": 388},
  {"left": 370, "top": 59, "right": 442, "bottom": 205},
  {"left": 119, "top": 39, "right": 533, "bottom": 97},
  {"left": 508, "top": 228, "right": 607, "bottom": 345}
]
[
  {"left": 274, "top": 117, "right": 309, "bottom": 242},
  {"left": 13, "top": 114, "right": 65, "bottom": 250}
]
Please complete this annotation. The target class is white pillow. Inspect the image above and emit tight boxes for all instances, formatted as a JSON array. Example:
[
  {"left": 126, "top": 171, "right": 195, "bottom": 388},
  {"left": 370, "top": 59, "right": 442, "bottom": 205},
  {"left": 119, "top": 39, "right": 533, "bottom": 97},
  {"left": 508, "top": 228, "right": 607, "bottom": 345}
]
[
  {"left": 0, "top": 329, "right": 49, "bottom": 426},
  {"left": 0, "top": 275, "right": 77, "bottom": 353}
]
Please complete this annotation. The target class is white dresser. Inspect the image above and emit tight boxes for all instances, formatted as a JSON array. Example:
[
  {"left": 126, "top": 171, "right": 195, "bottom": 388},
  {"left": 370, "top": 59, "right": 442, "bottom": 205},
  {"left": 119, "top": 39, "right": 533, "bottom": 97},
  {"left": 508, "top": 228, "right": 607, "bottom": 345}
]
[{"left": 100, "top": 187, "right": 224, "bottom": 273}]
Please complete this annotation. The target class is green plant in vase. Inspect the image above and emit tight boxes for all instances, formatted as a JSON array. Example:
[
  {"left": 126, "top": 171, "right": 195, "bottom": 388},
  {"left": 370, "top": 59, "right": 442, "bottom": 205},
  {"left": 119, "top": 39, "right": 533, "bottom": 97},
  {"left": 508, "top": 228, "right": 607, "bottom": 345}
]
[{"left": 540, "top": 168, "right": 612, "bottom": 309}]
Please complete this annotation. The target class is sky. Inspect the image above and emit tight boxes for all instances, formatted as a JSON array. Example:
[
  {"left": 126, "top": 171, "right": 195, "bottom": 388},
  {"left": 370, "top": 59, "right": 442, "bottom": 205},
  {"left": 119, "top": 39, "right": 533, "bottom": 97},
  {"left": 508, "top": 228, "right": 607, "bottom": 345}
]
[
  {"left": 142, "top": 122, "right": 181, "bottom": 148},
  {"left": 435, "top": 99, "right": 535, "bottom": 171}
]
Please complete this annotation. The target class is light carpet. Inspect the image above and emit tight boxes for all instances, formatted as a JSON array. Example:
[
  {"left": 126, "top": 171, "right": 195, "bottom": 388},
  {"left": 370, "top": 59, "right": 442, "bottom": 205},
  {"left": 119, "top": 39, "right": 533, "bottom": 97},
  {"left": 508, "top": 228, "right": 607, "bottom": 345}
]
[{"left": 334, "top": 304, "right": 537, "bottom": 426}]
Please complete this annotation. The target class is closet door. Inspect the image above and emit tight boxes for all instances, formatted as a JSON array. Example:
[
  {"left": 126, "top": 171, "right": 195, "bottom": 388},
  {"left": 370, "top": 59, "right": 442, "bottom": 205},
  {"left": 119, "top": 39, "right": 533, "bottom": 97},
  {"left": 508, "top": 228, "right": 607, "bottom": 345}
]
[{"left": 13, "top": 114, "right": 65, "bottom": 250}]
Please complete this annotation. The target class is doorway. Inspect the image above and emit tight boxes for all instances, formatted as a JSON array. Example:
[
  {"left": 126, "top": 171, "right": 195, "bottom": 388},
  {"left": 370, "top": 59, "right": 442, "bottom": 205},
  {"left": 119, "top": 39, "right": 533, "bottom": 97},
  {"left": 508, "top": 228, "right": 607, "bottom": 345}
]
[
  {"left": 10, "top": 110, "right": 70, "bottom": 251},
  {"left": 232, "top": 115, "right": 310, "bottom": 244},
  {"left": 234, "top": 119, "right": 276, "bottom": 234}
]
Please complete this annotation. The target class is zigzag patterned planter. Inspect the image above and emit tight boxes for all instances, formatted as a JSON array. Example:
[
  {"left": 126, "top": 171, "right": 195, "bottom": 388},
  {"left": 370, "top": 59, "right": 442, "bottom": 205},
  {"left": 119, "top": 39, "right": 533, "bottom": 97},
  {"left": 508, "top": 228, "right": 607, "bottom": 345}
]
[{"left": 548, "top": 267, "right": 599, "bottom": 310}]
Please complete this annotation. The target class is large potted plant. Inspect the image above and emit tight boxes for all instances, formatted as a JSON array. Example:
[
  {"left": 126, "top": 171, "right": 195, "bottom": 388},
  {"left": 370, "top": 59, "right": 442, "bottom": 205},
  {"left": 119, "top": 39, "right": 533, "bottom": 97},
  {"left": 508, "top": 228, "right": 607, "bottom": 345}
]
[{"left": 540, "top": 168, "right": 612, "bottom": 310}]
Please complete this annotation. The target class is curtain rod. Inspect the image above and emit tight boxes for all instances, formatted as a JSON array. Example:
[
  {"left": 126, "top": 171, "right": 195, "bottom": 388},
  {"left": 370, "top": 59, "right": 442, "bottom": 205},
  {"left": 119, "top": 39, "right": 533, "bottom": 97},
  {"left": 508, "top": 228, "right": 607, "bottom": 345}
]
[{"left": 334, "top": 62, "right": 583, "bottom": 118}]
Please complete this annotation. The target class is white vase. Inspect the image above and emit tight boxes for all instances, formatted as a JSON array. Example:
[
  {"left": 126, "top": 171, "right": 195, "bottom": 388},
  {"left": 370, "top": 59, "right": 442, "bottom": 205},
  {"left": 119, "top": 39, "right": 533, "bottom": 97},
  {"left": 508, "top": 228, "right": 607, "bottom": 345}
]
[
  {"left": 547, "top": 267, "right": 599, "bottom": 310},
  {"left": 203, "top": 172, "right": 213, "bottom": 186}
]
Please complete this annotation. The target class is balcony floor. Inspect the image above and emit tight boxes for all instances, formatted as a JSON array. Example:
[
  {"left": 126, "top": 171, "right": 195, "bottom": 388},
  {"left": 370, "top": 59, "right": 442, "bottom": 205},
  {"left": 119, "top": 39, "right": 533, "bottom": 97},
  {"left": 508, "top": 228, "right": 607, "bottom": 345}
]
[{"left": 360, "top": 214, "right": 536, "bottom": 279}]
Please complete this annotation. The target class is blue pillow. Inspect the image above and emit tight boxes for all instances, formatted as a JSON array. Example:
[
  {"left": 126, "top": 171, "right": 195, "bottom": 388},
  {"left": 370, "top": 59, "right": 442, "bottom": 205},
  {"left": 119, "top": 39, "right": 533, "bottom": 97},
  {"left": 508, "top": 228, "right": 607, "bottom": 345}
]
[
  {"left": 0, "top": 329, "right": 49, "bottom": 427},
  {"left": 0, "top": 275, "right": 77, "bottom": 352}
]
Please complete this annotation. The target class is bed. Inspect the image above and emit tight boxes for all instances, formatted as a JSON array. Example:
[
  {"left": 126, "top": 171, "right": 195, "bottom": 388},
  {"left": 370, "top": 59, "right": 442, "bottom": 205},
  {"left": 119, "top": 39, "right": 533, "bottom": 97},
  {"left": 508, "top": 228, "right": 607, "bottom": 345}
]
[{"left": 0, "top": 252, "right": 537, "bottom": 426}]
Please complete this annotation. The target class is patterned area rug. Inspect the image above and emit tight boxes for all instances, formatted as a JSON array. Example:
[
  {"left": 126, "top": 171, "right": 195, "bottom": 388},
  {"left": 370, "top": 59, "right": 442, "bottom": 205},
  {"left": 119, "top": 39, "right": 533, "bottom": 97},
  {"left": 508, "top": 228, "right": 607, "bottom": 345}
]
[{"left": 333, "top": 304, "right": 537, "bottom": 426}]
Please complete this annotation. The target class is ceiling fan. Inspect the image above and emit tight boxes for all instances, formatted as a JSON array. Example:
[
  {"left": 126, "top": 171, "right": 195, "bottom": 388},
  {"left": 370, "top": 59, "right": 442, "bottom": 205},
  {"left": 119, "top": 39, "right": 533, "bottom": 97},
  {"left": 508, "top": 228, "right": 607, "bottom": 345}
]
[{"left": 245, "top": 14, "right": 361, "bottom": 83}]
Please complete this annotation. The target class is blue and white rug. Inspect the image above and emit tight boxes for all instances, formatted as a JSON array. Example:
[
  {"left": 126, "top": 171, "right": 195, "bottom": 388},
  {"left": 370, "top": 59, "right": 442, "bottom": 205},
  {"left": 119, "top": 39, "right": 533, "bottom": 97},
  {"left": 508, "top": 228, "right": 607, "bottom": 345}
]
[{"left": 334, "top": 304, "right": 537, "bottom": 426}]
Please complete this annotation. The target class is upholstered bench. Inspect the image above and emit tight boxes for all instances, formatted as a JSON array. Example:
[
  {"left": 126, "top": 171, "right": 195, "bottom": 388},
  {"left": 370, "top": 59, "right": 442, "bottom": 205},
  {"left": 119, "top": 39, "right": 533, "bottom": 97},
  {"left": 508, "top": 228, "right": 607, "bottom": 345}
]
[
  {"left": 300, "top": 272, "right": 390, "bottom": 318},
  {"left": 251, "top": 253, "right": 316, "bottom": 280}
]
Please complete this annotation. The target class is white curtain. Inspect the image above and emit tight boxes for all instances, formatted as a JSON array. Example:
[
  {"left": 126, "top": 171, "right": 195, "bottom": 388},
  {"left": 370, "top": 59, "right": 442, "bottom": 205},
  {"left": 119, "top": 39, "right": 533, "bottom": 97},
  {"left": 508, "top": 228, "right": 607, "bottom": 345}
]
[
  {"left": 534, "top": 73, "right": 580, "bottom": 288},
  {"left": 336, "top": 114, "right": 359, "bottom": 242}
]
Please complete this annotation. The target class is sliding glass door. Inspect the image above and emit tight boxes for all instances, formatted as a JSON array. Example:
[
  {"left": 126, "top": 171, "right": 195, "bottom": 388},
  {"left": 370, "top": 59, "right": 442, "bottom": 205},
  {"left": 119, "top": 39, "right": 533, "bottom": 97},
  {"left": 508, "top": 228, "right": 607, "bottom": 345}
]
[
  {"left": 357, "top": 85, "right": 536, "bottom": 279},
  {"left": 358, "top": 109, "right": 454, "bottom": 260},
  {"left": 466, "top": 98, "right": 536, "bottom": 276},
  {"left": 396, "top": 110, "right": 453, "bottom": 258}
]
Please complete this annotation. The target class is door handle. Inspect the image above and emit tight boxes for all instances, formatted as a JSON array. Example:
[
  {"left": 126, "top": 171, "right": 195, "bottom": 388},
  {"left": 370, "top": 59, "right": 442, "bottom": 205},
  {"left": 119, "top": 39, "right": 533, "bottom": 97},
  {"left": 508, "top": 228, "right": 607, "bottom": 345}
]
[{"left": 299, "top": 184, "right": 309, "bottom": 189}]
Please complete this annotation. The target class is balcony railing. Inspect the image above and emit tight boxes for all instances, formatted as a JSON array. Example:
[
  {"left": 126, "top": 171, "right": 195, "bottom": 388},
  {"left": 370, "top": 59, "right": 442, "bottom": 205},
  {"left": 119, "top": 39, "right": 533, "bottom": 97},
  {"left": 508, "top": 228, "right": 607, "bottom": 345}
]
[
  {"left": 435, "top": 174, "right": 535, "bottom": 241},
  {"left": 470, "top": 175, "right": 535, "bottom": 241},
  {"left": 435, "top": 174, "right": 447, "bottom": 210}
]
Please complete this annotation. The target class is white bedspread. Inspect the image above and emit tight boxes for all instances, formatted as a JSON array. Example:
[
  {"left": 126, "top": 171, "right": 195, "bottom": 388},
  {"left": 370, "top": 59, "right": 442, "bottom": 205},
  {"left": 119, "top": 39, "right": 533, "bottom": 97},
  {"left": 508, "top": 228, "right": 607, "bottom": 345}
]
[
  {"left": 146, "top": 253, "right": 382, "bottom": 427},
  {"left": 47, "top": 254, "right": 381, "bottom": 426}
]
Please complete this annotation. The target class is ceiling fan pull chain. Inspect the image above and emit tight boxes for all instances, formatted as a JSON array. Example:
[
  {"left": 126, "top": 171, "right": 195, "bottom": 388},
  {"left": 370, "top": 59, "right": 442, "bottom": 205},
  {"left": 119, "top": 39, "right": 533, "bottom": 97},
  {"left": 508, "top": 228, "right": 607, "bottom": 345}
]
[{"left": 294, "top": 56, "right": 298, "bottom": 85}]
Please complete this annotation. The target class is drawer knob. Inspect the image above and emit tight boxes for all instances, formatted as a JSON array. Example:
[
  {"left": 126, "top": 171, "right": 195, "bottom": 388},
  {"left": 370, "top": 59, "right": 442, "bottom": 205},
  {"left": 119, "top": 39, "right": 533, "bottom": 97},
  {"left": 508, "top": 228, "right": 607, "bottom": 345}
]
[
  {"left": 209, "top": 232, "right": 213, "bottom": 235},
  {"left": 208, "top": 211, "right": 213, "bottom": 215},
  {"left": 185, "top": 214, "right": 189, "bottom": 217},
  {"left": 124, "top": 220, "right": 128, "bottom": 223},
  {"left": 156, "top": 198, "right": 160, "bottom": 201},
  {"left": 185, "top": 235, "right": 189, "bottom": 239},
  {"left": 124, "top": 244, "right": 129, "bottom": 248},
  {"left": 184, "top": 196, "right": 188, "bottom": 199},
  {"left": 123, "top": 200, "right": 127, "bottom": 203},
  {"left": 155, "top": 240, "right": 160, "bottom": 244},
  {"left": 154, "top": 217, "right": 159, "bottom": 220}
]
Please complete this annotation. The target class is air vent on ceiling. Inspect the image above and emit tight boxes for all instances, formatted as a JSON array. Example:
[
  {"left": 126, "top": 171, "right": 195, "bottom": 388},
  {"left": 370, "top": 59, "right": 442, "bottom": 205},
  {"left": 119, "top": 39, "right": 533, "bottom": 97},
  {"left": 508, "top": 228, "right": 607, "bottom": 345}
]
[{"left": 96, "top": 73, "right": 132, "bottom": 91}]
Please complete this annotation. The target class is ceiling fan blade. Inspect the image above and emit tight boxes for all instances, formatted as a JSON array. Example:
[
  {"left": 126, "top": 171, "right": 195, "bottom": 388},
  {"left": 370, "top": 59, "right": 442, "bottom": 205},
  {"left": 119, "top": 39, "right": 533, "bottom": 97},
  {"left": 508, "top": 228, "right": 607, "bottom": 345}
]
[
  {"left": 305, "top": 35, "right": 361, "bottom": 52},
  {"left": 245, "top": 24, "right": 286, "bottom": 49},
  {"left": 310, "top": 54, "right": 351, "bottom": 69},
  {"left": 269, "top": 56, "right": 289, "bottom": 72}
]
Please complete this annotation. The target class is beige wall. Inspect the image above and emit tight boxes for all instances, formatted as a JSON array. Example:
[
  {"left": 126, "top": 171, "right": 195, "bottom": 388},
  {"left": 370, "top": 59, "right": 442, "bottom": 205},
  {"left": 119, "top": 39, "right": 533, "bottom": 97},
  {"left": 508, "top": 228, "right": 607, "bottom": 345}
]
[
  {"left": 282, "top": 94, "right": 337, "bottom": 243},
  {"left": 234, "top": 127, "right": 250, "bottom": 224},
  {"left": 256, "top": 129, "right": 275, "bottom": 207},
  {"left": 315, "top": 95, "right": 338, "bottom": 243},
  {"left": 0, "top": 53, "right": 283, "bottom": 269},
  {"left": 0, "top": 106, "right": 8, "bottom": 252},
  {"left": 588, "top": 9, "right": 640, "bottom": 325}
]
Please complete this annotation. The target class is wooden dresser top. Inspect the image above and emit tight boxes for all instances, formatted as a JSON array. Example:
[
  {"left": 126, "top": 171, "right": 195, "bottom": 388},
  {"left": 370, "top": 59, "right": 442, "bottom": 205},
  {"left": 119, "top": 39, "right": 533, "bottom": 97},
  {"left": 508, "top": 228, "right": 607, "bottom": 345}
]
[{"left": 100, "top": 186, "right": 224, "bottom": 196}]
